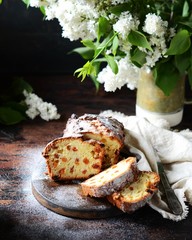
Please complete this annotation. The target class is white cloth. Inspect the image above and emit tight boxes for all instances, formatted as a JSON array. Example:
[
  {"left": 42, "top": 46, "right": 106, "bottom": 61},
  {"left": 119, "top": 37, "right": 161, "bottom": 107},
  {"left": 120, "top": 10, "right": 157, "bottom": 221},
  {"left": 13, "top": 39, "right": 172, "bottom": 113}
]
[{"left": 100, "top": 110, "right": 192, "bottom": 221}]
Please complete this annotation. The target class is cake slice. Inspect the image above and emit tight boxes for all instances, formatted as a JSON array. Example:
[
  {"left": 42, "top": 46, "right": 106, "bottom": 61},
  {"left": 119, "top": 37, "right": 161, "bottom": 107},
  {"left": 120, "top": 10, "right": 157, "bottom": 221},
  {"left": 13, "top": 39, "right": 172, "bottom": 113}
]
[
  {"left": 63, "top": 114, "right": 125, "bottom": 169},
  {"left": 42, "top": 137, "right": 105, "bottom": 181},
  {"left": 81, "top": 157, "right": 138, "bottom": 197},
  {"left": 107, "top": 171, "right": 160, "bottom": 213}
]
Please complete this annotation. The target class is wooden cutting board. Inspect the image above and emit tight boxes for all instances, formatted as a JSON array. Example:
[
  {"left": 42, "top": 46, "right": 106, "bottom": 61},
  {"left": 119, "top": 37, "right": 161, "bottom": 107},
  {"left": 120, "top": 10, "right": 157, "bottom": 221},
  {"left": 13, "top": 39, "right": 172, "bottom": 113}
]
[{"left": 31, "top": 159, "right": 123, "bottom": 219}]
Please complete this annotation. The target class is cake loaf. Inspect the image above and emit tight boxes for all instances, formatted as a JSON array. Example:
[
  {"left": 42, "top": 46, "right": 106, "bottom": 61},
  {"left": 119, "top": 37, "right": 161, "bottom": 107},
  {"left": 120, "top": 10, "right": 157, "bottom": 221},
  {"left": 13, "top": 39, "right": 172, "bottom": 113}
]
[
  {"left": 42, "top": 137, "right": 105, "bottom": 181},
  {"left": 81, "top": 157, "right": 138, "bottom": 197},
  {"left": 107, "top": 171, "right": 160, "bottom": 213},
  {"left": 63, "top": 113, "right": 125, "bottom": 168}
]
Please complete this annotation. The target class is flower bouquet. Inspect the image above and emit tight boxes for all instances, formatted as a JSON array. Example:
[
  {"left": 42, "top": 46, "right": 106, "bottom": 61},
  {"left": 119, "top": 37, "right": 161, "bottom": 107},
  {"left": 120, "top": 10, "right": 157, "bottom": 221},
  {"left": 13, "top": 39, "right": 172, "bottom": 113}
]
[{"left": 23, "top": 0, "right": 192, "bottom": 96}]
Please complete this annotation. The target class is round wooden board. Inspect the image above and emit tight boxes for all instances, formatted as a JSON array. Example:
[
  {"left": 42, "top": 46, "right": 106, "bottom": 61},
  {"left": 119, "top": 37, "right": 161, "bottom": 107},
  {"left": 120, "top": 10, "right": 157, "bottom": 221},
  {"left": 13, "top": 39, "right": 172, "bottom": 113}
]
[{"left": 31, "top": 159, "right": 123, "bottom": 219}]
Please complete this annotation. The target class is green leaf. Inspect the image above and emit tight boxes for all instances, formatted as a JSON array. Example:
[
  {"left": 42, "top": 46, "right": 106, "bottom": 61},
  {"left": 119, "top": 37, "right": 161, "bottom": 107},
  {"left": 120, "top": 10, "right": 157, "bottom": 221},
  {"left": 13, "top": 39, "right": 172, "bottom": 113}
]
[
  {"left": 97, "top": 32, "right": 114, "bottom": 49},
  {"left": 154, "top": 62, "right": 181, "bottom": 96},
  {"left": 175, "top": 50, "right": 191, "bottom": 74},
  {"left": 40, "top": 6, "right": 46, "bottom": 15},
  {"left": 109, "top": 3, "right": 130, "bottom": 15},
  {"left": 182, "top": 1, "right": 189, "bottom": 17},
  {"left": 131, "top": 48, "right": 146, "bottom": 67},
  {"left": 22, "top": 0, "right": 30, "bottom": 7},
  {"left": 4, "top": 101, "right": 28, "bottom": 114},
  {"left": 112, "top": 36, "right": 119, "bottom": 56},
  {"left": 93, "top": 32, "right": 117, "bottom": 59},
  {"left": 90, "top": 75, "right": 100, "bottom": 92},
  {"left": 92, "top": 57, "right": 107, "bottom": 63},
  {"left": 0, "top": 0, "right": 3, "bottom": 4},
  {"left": 81, "top": 40, "right": 96, "bottom": 49},
  {"left": 179, "top": 21, "right": 192, "bottom": 30},
  {"left": 105, "top": 55, "right": 118, "bottom": 74},
  {"left": 97, "top": 17, "right": 111, "bottom": 40},
  {"left": 11, "top": 77, "right": 33, "bottom": 96},
  {"left": 71, "top": 47, "right": 94, "bottom": 60},
  {"left": 0, "top": 107, "right": 26, "bottom": 125},
  {"left": 74, "top": 61, "right": 96, "bottom": 81},
  {"left": 93, "top": 48, "right": 104, "bottom": 59},
  {"left": 128, "top": 30, "right": 152, "bottom": 51},
  {"left": 90, "top": 62, "right": 101, "bottom": 92},
  {"left": 166, "top": 29, "right": 191, "bottom": 55}
]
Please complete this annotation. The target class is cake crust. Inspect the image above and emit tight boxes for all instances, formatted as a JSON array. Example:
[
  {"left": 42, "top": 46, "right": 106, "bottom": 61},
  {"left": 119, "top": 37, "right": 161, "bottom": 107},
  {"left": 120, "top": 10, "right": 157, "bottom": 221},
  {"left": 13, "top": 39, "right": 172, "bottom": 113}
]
[
  {"left": 63, "top": 114, "right": 125, "bottom": 168},
  {"left": 107, "top": 171, "right": 160, "bottom": 213},
  {"left": 81, "top": 157, "right": 138, "bottom": 197}
]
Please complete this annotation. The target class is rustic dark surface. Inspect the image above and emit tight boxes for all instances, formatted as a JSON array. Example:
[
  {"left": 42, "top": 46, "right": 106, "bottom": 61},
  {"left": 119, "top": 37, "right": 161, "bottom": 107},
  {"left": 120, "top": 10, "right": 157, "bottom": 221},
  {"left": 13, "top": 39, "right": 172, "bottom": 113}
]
[
  {"left": 0, "top": 75, "right": 192, "bottom": 240},
  {"left": 31, "top": 159, "right": 123, "bottom": 219}
]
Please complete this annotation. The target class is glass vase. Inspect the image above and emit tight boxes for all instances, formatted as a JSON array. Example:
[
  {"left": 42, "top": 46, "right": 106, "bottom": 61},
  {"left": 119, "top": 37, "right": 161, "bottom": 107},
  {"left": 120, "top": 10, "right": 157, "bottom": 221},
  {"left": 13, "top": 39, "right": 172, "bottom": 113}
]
[{"left": 136, "top": 70, "right": 185, "bottom": 127}]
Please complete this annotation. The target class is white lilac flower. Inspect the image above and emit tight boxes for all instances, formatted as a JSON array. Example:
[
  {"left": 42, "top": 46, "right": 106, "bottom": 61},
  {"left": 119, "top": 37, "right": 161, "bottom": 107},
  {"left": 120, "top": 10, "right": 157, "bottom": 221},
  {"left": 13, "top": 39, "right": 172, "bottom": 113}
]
[
  {"left": 169, "top": 27, "right": 176, "bottom": 38},
  {"left": 45, "top": 0, "right": 99, "bottom": 41},
  {"left": 118, "top": 39, "right": 132, "bottom": 54},
  {"left": 142, "top": 32, "right": 168, "bottom": 67},
  {"left": 38, "top": 102, "right": 60, "bottom": 121},
  {"left": 28, "top": 0, "right": 44, "bottom": 7},
  {"left": 140, "top": 14, "right": 170, "bottom": 68},
  {"left": 29, "top": 0, "right": 56, "bottom": 8},
  {"left": 23, "top": 90, "right": 60, "bottom": 121},
  {"left": 111, "top": 0, "right": 128, "bottom": 5},
  {"left": 145, "top": 48, "right": 162, "bottom": 67},
  {"left": 113, "top": 12, "right": 139, "bottom": 40},
  {"left": 141, "top": 36, "right": 167, "bottom": 67},
  {"left": 97, "top": 56, "right": 140, "bottom": 92},
  {"left": 25, "top": 107, "right": 39, "bottom": 120},
  {"left": 143, "top": 13, "right": 168, "bottom": 37},
  {"left": 153, "top": 36, "right": 168, "bottom": 55}
]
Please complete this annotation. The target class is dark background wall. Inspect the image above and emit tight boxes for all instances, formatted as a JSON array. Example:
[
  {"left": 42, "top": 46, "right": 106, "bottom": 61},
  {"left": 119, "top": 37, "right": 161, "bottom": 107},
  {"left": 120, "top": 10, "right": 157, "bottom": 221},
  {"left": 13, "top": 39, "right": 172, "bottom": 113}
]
[{"left": 0, "top": 0, "right": 84, "bottom": 75}]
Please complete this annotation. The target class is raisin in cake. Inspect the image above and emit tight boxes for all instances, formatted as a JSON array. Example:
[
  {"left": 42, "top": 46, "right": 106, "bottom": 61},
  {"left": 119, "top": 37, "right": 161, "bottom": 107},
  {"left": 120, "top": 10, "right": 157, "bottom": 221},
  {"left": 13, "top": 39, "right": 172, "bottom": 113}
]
[
  {"left": 42, "top": 137, "right": 105, "bottom": 181},
  {"left": 107, "top": 171, "right": 160, "bottom": 213},
  {"left": 81, "top": 157, "right": 138, "bottom": 197},
  {"left": 63, "top": 114, "right": 125, "bottom": 169}
]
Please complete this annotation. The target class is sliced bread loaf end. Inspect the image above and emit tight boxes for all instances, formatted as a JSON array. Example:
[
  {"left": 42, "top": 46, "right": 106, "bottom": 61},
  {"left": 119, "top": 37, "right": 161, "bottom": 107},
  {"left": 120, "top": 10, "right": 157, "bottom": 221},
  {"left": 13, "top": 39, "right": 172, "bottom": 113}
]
[{"left": 107, "top": 171, "right": 160, "bottom": 213}]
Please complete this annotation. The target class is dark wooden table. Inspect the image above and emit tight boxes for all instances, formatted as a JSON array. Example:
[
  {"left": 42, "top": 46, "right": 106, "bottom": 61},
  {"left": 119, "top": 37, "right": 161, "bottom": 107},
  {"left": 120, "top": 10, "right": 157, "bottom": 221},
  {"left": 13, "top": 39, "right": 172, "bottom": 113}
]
[{"left": 1, "top": 75, "right": 192, "bottom": 240}]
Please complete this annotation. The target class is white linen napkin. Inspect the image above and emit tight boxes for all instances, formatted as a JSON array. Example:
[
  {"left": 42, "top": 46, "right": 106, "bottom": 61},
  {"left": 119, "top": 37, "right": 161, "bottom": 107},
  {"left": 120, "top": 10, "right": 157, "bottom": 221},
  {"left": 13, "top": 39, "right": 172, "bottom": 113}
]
[{"left": 100, "top": 110, "right": 192, "bottom": 221}]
